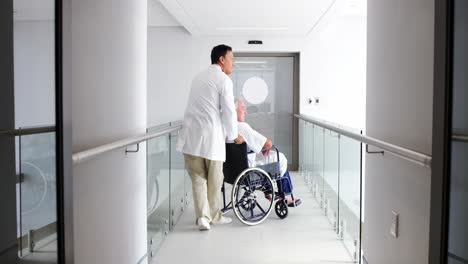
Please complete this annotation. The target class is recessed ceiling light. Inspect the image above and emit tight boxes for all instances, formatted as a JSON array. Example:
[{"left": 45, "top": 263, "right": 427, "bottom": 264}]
[{"left": 216, "top": 27, "right": 288, "bottom": 31}]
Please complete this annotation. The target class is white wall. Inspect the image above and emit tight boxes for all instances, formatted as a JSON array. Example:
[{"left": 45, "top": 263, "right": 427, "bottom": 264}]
[
  {"left": 70, "top": 0, "right": 147, "bottom": 263},
  {"left": 364, "top": 0, "right": 434, "bottom": 263},
  {"left": 148, "top": 0, "right": 180, "bottom": 27},
  {"left": 147, "top": 0, "right": 366, "bottom": 130},
  {"left": 300, "top": 2, "right": 367, "bottom": 131},
  {"left": 147, "top": 6, "right": 367, "bottom": 130},
  {"left": 14, "top": 20, "right": 55, "bottom": 128},
  {"left": 147, "top": 27, "right": 306, "bottom": 127}
]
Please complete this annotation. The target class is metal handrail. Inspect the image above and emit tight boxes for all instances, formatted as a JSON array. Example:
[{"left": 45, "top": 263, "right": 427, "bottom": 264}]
[
  {"left": 295, "top": 114, "right": 432, "bottom": 168},
  {"left": 72, "top": 125, "right": 182, "bottom": 165},
  {"left": 452, "top": 134, "right": 468, "bottom": 142},
  {"left": 0, "top": 125, "right": 56, "bottom": 136},
  {"left": 147, "top": 120, "right": 183, "bottom": 132}
]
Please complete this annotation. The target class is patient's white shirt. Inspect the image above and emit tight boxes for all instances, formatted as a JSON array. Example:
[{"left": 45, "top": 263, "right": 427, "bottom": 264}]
[
  {"left": 238, "top": 122, "right": 266, "bottom": 153},
  {"left": 238, "top": 122, "right": 287, "bottom": 175}
]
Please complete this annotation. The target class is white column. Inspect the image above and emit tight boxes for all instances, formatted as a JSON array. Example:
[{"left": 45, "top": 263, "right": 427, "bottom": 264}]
[
  {"left": 70, "top": 0, "right": 147, "bottom": 263},
  {"left": 364, "top": 0, "right": 434, "bottom": 263}
]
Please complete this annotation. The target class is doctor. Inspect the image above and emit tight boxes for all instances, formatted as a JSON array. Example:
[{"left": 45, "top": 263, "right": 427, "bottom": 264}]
[{"left": 177, "top": 44, "right": 243, "bottom": 231}]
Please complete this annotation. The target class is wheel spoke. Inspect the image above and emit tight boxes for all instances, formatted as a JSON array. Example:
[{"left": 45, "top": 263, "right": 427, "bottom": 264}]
[
  {"left": 255, "top": 201, "right": 266, "bottom": 214},
  {"left": 233, "top": 169, "right": 275, "bottom": 224}
]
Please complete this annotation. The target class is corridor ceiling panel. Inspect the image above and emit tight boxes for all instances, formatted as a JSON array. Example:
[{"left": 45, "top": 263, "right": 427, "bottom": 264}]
[{"left": 159, "top": 0, "right": 336, "bottom": 36}]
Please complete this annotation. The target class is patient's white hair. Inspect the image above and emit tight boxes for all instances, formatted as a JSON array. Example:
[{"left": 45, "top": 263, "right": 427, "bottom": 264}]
[{"left": 234, "top": 97, "right": 242, "bottom": 109}]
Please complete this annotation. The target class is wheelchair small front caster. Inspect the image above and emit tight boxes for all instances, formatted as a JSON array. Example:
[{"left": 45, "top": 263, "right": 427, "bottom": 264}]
[{"left": 275, "top": 200, "right": 288, "bottom": 219}]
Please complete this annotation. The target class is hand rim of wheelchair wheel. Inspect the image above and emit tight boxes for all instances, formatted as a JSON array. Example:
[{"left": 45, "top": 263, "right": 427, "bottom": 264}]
[{"left": 231, "top": 167, "right": 275, "bottom": 226}]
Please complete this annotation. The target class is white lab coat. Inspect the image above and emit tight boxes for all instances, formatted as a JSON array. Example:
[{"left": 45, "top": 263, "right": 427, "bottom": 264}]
[{"left": 177, "top": 64, "right": 238, "bottom": 161}]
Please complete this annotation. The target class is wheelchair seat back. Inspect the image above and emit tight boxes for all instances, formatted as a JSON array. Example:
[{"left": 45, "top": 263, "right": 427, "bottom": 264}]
[{"left": 223, "top": 143, "right": 249, "bottom": 184}]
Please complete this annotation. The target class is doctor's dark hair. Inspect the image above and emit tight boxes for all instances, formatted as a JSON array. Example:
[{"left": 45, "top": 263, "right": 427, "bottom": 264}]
[{"left": 211, "top": 44, "right": 232, "bottom": 64}]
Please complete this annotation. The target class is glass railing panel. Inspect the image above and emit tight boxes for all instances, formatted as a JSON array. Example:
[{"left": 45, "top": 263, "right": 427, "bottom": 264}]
[
  {"left": 299, "top": 120, "right": 304, "bottom": 171},
  {"left": 184, "top": 170, "right": 192, "bottom": 207},
  {"left": 169, "top": 132, "right": 185, "bottom": 228},
  {"left": 17, "top": 132, "right": 57, "bottom": 259},
  {"left": 148, "top": 122, "right": 171, "bottom": 132},
  {"left": 300, "top": 121, "right": 306, "bottom": 180},
  {"left": 299, "top": 120, "right": 307, "bottom": 181},
  {"left": 323, "top": 130, "right": 339, "bottom": 231},
  {"left": 305, "top": 123, "right": 314, "bottom": 189},
  {"left": 338, "top": 134, "right": 362, "bottom": 261},
  {"left": 313, "top": 125, "right": 325, "bottom": 206},
  {"left": 147, "top": 134, "right": 170, "bottom": 259}
]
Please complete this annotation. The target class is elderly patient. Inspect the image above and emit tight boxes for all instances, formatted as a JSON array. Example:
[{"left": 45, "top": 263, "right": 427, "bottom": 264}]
[{"left": 235, "top": 98, "right": 301, "bottom": 207}]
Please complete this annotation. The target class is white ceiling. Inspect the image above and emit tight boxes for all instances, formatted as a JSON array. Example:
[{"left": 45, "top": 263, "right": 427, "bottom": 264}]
[
  {"left": 148, "top": 0, "right": 181, "bottom": 27},
  {"left": 11, "top": 0, "right": 365, "bottom": 34},
  {"left": 156, "top": 0, "right": 338, "bottom": 37}
]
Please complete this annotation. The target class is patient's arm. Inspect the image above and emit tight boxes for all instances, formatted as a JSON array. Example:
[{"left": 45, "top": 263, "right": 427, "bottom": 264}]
[{"left": 261, "top": 138, "right": 273, "bottom": 156}]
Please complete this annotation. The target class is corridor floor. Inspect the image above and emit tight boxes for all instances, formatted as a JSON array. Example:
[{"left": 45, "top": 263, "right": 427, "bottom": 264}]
[{"left": 152, "top": 172, "right": 354, "bottom": 264}]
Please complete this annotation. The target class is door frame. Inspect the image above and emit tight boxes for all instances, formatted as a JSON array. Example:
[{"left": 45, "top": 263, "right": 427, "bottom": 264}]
[
  {"left": 429, "top": 0, "right": 453, "bottom": 262},
  {"left": 234, "top": 52, "right": 300, "bottom": 171},
  {"left": 0, "top": 0, "right": 19, "bottom": 262},
  {"left": 59, "top": 0, "right": 74, "bottom": 262}
]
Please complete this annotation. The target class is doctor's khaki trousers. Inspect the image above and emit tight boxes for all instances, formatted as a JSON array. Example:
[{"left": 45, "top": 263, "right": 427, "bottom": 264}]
[{"left": 184, "top": 154, "right": 224, "bottom": 223}]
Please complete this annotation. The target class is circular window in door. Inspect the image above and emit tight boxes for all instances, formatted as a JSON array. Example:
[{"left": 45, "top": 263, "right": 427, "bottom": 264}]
[{"left": 242, "top": 77, "right": 269, "bottom": 105}]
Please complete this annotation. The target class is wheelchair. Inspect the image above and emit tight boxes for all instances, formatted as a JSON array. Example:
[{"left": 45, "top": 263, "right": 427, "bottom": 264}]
[{"left": 221, "top": 143, "right": 297, "bottom": 225}]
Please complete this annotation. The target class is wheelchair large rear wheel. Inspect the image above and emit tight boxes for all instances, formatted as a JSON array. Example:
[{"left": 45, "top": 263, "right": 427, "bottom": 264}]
[{"left": 231, "top": 168, "right": 275, "bottom": 226}]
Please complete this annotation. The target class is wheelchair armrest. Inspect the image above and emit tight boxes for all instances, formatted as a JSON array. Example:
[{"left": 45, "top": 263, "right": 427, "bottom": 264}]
[{"left": 260, "top": 145, "right": 280, "bottom": 162}]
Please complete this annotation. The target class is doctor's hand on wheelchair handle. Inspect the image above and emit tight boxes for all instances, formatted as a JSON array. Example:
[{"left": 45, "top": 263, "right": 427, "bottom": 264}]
[{"left": 234, "top": 134, "right": 245, "bottom": 145}]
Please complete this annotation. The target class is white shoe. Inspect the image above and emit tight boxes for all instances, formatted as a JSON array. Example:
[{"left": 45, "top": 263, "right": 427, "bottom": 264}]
[
  {"left": 197, "top": 217, "right": 211, "bottom": 231},
  {"left": 213, "top": 216, "right": 232, "bottom": 225}
]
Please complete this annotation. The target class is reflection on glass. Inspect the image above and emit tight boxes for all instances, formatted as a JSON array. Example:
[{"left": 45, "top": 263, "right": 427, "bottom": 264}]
[
  {"left": 447, "top": 0, "right": 468, "bottom": 264},
  {"left": 448, "top": 142, "right": 468, "bottom": 263},
  {"left": 323, "top": 130, "right": 339, "bottom": 229},
  {"left": 147, "top": 134, "right": 170, "bottom": 258},
  {"left": 298, "top": 120, "right": 362, "bottom": 262},
  {"left": 17, "top": 132, "right": 57, "bottom": 262},
  {"left": 146, "top": 122, "right": 189, "bottom": 258},
  {"left": 14, "top": 0, "right": 56, "bottom": 128},
  {"left": 313, "top": 126, "right": 324, "bottom": 206},
  {"left": 170, "top": 133, "right": 186, "bottom": 227},
  {"left": 447, "top": 0, "right": 468, "bottom": 263},
  {"left": 13, "top": 0, "right": 57, "bottom": 262},
  {"left": 339, "top": 134, "right": 361, "bottom": 260},
  {"left": 303, "top": 123, "right": 314, "bottom": 190}
]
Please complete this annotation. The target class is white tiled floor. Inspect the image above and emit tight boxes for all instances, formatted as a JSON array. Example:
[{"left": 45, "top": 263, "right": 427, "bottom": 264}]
[{"left": 152, "top": 172, "right": 354, "bottom": 264}]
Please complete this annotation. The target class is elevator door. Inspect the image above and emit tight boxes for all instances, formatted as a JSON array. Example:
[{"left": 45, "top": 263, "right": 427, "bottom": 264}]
[{"left": 231, "top": 54, "right": 299, "bottom": 170}]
